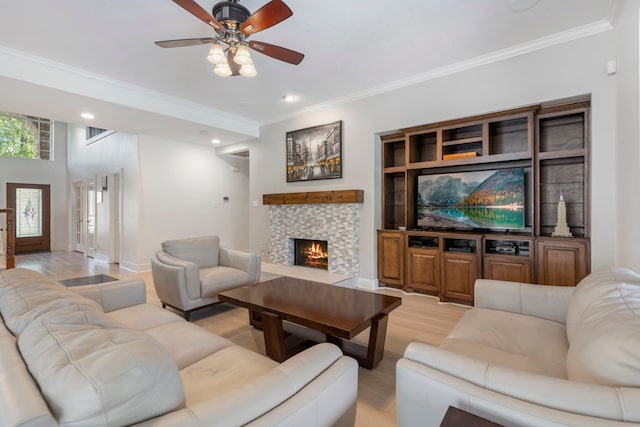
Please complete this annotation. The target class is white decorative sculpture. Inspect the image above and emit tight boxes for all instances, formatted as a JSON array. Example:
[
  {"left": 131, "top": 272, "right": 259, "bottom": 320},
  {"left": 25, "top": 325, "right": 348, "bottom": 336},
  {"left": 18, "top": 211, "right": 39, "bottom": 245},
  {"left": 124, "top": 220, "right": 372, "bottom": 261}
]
[{"left": 552, "top": 192, "right": 572, "bottom": 237}]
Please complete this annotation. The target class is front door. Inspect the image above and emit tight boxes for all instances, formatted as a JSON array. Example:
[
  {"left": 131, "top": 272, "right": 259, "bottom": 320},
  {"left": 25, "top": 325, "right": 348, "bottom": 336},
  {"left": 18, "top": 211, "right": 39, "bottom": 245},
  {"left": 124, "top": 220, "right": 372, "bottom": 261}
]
[{"left": 6, "top": 183, "right": 51, "bottom": 253}]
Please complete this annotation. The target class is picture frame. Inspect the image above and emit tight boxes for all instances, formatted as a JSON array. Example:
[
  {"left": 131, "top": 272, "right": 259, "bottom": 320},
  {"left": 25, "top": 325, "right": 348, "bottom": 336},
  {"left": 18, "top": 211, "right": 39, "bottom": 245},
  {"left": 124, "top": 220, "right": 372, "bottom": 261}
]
[{"left": 286, "top": 120, "right": 342, "bottom": 182}]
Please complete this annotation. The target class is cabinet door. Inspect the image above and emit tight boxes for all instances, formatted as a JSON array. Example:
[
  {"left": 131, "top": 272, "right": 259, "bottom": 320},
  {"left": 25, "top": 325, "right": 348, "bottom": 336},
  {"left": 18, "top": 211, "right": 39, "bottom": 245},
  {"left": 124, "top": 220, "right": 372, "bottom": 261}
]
[
  {"left": 441, "top": 253, "right": 479, "bottom": 303},
  {"left": 535, "top": 238, "right": 590, "bottom": 286},
  {"left": 377, "top": 231, "right": 404, "bottom": 287},
  {"left": 483, "top": 255, "right": 533, "bottom": 283},
  {"left": 407, "top": 248, "right": 440, "bottom": 295}
]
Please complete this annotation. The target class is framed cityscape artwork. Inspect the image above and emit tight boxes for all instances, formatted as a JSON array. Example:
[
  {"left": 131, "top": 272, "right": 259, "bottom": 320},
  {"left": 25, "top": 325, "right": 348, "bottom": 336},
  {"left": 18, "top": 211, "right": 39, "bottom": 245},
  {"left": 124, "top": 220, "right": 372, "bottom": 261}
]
[{"left": 286, "top": 120, "right": 342, "bottom": 182}]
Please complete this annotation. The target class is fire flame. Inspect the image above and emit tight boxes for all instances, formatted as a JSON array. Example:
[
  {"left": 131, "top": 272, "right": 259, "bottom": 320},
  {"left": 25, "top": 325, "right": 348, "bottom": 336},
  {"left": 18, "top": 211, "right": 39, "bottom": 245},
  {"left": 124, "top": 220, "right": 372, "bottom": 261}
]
[{"left": 301, "top": 241, "right": 328, "bottom": 269}]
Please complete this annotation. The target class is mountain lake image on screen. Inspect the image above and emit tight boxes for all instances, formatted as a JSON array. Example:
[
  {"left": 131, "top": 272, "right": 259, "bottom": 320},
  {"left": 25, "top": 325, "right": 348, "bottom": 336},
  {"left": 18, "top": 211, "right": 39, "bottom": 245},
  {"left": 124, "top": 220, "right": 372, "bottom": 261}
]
[{"left": 416, "top": 168, "right": 525, "bottom": 231}]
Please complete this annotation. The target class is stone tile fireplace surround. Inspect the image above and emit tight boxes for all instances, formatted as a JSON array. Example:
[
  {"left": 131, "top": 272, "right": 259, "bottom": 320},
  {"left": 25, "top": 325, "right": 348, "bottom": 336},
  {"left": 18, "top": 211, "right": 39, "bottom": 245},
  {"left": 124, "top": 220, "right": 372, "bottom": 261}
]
[{"left": 264, "top": 190, "right": 364, "bottom": 277}]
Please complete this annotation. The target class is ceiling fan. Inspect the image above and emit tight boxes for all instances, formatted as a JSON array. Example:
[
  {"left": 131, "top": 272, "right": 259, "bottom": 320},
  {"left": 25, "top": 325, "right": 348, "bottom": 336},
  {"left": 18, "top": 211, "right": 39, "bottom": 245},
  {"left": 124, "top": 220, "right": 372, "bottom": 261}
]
[{"left": 155, "top": 0, "right": 304, "bottom": 77}]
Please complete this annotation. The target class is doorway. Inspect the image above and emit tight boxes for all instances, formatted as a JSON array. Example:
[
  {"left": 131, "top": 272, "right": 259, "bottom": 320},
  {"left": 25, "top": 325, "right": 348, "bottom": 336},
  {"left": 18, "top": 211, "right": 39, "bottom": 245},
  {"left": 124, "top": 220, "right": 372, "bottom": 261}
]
[
  {"left": 86, "top": 177, "right": 97, "bottom": 258},
  {"left": 6, "top": 183, "right": 51, "bottom": 253},
  {"left": 73, "top": 181, "right": 85, "bottom": 253},
  {"left": 72, "top": 173, "right": 121, "bottom": 263}
]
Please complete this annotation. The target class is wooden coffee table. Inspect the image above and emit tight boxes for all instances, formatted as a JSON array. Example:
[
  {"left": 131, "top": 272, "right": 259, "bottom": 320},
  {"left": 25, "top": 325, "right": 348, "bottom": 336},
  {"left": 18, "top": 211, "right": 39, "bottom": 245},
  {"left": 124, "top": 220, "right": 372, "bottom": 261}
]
[
  {"left": 439, "top": 406, "right": 503, "bottom": 427},
  {"left": 218, "top": 276, "right": 402, "bottom": 369}
]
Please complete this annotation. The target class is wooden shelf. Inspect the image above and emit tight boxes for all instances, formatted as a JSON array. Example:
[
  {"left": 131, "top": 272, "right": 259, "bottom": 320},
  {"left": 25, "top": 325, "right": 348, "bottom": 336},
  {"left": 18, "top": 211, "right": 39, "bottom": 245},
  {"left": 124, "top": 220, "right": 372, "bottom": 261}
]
[
  {"left": 537, "top": 149, "right": 586, "bottom": 160},
  {"left": 442, "top": 137, "right": 483, "bottom": 147},
  {"left": 263, "top": 190, "right": 364, "bottom": 205},
  {"left": 378, "top": 99, "right": 590, "bottom": 302},
  {"left": 383, "top": 166, "right": 406, "bottom": 174}
]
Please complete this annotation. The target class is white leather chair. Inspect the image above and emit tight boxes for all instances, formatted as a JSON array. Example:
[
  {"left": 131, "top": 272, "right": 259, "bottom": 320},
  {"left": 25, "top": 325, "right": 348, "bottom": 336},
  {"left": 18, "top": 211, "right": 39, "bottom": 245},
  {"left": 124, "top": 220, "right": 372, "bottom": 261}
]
[{"left": 151, "top": 236, "right": 260, "bottom": 320}]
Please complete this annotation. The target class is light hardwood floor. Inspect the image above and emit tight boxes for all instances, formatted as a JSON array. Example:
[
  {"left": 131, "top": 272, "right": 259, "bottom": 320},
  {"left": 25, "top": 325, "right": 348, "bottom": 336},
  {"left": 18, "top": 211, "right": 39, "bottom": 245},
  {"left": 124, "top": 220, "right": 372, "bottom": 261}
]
[{"left": 14, "top": 251, "right": 469, "bottom": 427}]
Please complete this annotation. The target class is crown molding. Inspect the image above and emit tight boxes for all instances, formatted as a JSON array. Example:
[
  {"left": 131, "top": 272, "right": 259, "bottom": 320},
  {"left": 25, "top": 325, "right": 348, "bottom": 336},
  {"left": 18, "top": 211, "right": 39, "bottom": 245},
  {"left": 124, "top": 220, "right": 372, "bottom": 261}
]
[
  {"left": 0, "top": 45, "right": 259, "bottom": 138},
  {"left": 266, "top": 19, "right": 614, "bottom": 126}
]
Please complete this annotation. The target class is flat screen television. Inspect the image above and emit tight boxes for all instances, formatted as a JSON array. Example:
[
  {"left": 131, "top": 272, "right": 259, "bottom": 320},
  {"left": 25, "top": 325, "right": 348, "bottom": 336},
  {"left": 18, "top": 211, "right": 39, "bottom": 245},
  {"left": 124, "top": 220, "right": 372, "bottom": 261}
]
[{"left": 416, "top": 167, "right": 525, "bottom": 231}]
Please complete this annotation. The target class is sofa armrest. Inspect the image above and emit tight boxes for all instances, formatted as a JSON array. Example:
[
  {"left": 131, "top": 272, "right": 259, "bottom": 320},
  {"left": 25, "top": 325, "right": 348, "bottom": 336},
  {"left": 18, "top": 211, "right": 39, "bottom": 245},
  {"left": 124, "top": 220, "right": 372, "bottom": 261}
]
[
  {"left": 474, "top": 279, "right": 574, "bottom": 324},
  {"left": 153, "top": 251, "right": 201, "bottom": 299},
  {"left": 400, "top": 342, "right": 640, "bottom": 424},
  {"left": 134, "top": 343, "right": 358, "bottom": 427},
  {"left": 219, "top": 247, "right": 261, "bottom": 285},
  {"left": 71, "top": 279, "right": 147, "bottom": 312}
]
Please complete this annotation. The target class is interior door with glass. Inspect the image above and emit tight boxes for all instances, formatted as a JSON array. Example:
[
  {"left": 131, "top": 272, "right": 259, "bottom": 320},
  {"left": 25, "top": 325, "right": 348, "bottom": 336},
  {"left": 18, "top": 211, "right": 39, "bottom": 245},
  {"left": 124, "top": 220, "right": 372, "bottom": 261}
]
[
  {"left": 6, "top": 183, "right": 51, "bottom": 253},
  {"left": 86, "top": 177, "right": 97, "bottom": 258},
  {"left": 73, "top": 181, "right": 85, "bottom": 253}
]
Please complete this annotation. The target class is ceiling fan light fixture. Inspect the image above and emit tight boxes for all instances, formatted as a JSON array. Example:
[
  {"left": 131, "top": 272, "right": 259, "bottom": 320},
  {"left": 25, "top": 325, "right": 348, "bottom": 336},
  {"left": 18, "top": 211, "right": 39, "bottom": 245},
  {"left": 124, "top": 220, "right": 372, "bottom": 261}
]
[
  {"left": 233, "top": 45, "right": 252, "bottom": 65},
  {"left": 239, "top": 63, "right": 257, "bottom": 77},
  {"left": 213, "top": 62, "right": 232, "bottom": 77},
  {"left": 157, "top": 0, "right": 304, "bottom": 77},
  {"left": 206, "top": 43, "right": 226, "bottom": 64}
]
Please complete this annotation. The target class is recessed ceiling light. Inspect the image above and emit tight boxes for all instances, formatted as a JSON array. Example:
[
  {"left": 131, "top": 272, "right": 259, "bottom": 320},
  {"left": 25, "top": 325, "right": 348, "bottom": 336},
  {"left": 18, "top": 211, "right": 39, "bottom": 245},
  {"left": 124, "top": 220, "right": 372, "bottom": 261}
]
[
  {"left": 282, "top": 94, "right": 297, "bottom": 102},
  {"left": 211, "top": 139, "right": 221, "bottom": 144},
  {"left": 81, "top": 112, "right": 95, "bottom": 119}
]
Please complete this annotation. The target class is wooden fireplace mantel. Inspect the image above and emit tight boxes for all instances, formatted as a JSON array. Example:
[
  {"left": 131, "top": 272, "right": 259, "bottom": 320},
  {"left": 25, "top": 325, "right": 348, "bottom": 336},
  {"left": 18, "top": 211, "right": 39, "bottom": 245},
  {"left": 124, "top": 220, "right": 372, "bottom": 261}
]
[{"left": 263, "top": 190, "right": 364, "bottom": 205}]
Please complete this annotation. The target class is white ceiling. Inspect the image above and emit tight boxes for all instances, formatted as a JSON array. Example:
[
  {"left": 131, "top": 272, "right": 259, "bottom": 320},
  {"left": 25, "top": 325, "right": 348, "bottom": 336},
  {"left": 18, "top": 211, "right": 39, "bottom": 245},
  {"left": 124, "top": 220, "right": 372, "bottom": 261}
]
[{"left": 0, "top": 0, "right": 617, "bottom": 146}]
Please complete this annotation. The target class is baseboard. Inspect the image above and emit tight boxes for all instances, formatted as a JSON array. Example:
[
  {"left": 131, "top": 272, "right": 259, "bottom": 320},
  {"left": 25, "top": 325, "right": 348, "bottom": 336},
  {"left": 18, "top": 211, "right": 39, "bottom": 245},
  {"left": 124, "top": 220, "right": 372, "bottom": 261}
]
[
  {"left": 118, "top": 260, "right": 151, "bottom": 272},
  {"left": 93, "top": 254, "right": 110, "bottom": 264},
  {"left": 356, "top": 277, "right": 377, "bottom": 290}
]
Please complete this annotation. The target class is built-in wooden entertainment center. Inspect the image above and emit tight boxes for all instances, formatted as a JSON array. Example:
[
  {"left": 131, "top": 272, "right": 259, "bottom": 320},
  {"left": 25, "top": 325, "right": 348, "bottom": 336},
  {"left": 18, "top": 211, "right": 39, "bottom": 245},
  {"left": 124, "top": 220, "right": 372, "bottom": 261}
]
[{"left": 377, "top": 100, "right": 591, "bottom": 305}]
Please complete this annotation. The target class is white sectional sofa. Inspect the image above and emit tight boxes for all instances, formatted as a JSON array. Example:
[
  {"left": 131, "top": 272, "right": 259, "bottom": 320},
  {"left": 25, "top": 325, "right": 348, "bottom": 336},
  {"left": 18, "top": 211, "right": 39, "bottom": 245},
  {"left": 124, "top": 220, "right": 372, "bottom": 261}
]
[
  {"left": 0, "top": 268, "right": 358, "bottom": 427},
  {"left": 396, "top": 267, "right": 640, "bottom": 427}
]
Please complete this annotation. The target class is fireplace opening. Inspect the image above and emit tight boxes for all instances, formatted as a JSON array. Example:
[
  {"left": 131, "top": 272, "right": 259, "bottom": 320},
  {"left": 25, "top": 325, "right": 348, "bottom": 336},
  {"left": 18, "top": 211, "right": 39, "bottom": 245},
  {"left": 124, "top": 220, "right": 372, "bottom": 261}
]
[{"left": 294, "top": 239, "right": 328, "bottom": 270}]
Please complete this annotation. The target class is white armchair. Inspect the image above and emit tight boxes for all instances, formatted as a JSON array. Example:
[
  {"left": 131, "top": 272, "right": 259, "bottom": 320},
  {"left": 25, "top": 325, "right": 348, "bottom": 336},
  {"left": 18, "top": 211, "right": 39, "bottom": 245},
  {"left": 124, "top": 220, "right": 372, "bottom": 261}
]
[{"left": 151, "top": 236, "right": 261, "bottom": 320}]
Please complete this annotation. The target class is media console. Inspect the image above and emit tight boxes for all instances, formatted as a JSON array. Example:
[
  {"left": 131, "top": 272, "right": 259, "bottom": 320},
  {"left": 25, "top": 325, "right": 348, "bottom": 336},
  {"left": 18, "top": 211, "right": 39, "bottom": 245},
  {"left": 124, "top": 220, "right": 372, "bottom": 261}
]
[{"left": 378, "top": 99, "right": 591, "bottom": 305}]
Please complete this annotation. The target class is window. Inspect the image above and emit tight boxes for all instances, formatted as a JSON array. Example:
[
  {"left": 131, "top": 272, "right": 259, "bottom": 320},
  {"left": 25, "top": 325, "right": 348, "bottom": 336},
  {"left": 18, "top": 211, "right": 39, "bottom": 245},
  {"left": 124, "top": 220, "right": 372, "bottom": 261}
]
[
  {"left": 15, "top": 187, "right": 43, "bottom": 238},
  {"left": 86, "top": 126, "right": 114, "bottom": 145},
  {"left": 0, "top": 113, "right": 53, "bottom": 160}
]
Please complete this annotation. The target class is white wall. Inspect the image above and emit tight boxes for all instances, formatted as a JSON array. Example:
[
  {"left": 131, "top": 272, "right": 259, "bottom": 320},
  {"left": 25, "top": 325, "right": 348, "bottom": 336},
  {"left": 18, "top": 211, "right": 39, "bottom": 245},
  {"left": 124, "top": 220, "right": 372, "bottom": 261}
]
[
  {"left": 67, "top": 125, "right": 141, "bottom": 269},
  {"left": 67, "top": 129, "right": 250, "bottom": 271},
  {"left": 0, "top": 120, "right": 68, "bottom": 251},
  {"left": 136, "top": 135, "right": 250, "bottom": 268},
  {"left": 249, "top": 28, "right": 621, "bottom": 287},
  {"left": 615, "top": 0, "right": 640, "bottom": 272}
]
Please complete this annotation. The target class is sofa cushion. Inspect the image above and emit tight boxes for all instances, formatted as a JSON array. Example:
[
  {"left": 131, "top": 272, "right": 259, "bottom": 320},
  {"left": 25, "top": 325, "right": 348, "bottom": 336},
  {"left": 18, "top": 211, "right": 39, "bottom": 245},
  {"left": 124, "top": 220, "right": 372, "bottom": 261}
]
[
  {"left": 0, "top": 267, "right": 43, "bottom": 283},
  {"left": 441, "top": 308, "right": 568, "bottom": 378},
  {"left": 18, "top": 306, "right": 185, "bottom": 426},
  {"left": 108, "top": 303, "right": 234, "bottom": 369},
  {"left": 0, "top": 320, "right": 57, "bottom": 427},
  {"left": 180, "top": 345, "right": 278, "bottom": 405},
  {"left": 145, "top": 320, "right": 234, "bottom": 369},
  {"left": 162, "top": 236, "right": 220, "bottom": 268},
  {"left": 566, "top": 266, "right": 640, "bottom": 341},
  {"left": 566, "top": 269, "right": 640, "bottom": 386},
  {"left": 0, "top": 269, "right": 103, "bottom": 336},
  {"left": 200, "top": 266, "right": 250, "bottom": 296},
  {"left": 108, "top": 303, "right": 184, "bottom": 330}
]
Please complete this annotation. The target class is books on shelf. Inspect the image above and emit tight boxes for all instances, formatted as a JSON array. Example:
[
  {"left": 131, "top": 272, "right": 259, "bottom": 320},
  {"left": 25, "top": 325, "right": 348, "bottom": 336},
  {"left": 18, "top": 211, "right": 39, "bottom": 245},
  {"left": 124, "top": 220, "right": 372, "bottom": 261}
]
[{"left": 443, "top": 152, "right": 478, "bottom": 161}]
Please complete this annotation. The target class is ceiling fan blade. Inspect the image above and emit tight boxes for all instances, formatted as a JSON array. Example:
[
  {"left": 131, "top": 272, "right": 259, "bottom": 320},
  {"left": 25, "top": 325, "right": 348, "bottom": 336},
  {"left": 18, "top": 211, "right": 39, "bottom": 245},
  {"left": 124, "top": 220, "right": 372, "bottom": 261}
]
[
  {"left": 249, "top": 40, "right": 304, "bottom": 65},
  {"left": 240, "top": 0, "right": 293, "bottom": 35},
  {"left": 172, "top": 0, "right": 224, "bottom": 31},
  {"left": 155, "top": 37, "right": 215, "bottom": 48}
]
